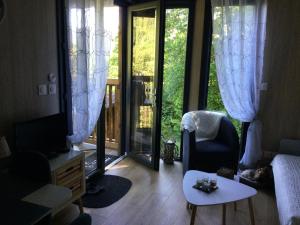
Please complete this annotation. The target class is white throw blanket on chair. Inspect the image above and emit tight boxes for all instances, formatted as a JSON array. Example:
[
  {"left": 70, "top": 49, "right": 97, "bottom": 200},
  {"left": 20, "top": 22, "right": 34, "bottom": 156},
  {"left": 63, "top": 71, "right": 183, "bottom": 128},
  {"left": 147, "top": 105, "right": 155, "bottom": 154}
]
[{"left": 181, "top": 111, "right": 225, "bottom": 142}]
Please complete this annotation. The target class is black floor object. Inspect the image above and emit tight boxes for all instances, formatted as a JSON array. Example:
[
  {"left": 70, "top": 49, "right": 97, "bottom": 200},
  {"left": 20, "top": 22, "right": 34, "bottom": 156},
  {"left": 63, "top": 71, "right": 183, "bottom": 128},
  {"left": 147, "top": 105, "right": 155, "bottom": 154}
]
[
  {"left": 85, "top": 153, "right": 119, "bottom": 175},
  {"left": 83, "top": 175, "right": 132, "bottom": 208}
]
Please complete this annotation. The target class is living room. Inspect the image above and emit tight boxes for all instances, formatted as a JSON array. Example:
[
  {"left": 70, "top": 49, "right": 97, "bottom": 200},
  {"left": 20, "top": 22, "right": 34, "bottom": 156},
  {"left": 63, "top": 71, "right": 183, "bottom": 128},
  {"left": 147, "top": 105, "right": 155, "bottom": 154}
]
[{"left": 0, "top": 0, "right": 299, "bottom": 225}]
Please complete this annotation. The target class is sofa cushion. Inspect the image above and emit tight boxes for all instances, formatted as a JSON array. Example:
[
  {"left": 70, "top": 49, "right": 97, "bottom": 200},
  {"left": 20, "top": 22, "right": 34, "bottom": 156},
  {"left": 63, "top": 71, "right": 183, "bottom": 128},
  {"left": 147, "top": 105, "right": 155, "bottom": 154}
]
[
  {"left": 195, "top": 140, "right": 233, "bottom": 161},
  {"left": 272, "top": 154, "right": 300, "bottom": 225},
  {"left": 191, "top": 140, "right": 234, "bottom": 172}
]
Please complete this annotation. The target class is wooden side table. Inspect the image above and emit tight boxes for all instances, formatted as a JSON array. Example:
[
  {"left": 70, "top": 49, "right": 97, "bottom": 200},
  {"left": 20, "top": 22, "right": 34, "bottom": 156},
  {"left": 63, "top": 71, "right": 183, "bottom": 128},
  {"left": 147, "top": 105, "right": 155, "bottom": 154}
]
[
  {"left": 183, "top": 170, "right": 257, "bottom": 225},
  {"left": 49, "top": 150, "right": 86, "bottom": 214}
]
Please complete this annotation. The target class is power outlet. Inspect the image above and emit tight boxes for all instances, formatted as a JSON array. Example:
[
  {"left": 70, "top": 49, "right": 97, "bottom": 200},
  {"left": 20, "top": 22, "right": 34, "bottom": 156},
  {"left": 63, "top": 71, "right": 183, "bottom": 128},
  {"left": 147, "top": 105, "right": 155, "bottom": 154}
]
[
  {"left": 48, "top": 84, "right": 56, "bottom": 95},
  {"left": 38, "top": 84, "right": 47, "bottom": 96}
]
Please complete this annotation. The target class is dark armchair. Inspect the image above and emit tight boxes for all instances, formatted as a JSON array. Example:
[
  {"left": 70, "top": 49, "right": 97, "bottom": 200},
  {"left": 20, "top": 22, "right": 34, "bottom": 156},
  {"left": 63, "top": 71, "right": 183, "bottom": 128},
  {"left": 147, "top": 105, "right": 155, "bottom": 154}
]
[
  {"left": 183, "top": 116, "right": 240, "bottom": 175},
  {"left": 11, "top": 151, "right": 51, "bottom": 183}
]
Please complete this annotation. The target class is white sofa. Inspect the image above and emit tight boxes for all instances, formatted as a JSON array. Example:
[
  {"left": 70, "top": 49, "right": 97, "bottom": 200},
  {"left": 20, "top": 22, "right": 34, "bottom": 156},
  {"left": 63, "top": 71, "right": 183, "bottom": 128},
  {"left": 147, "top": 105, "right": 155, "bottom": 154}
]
[{"left": 272, "top": 154, "right": 300, "bottom": 225}]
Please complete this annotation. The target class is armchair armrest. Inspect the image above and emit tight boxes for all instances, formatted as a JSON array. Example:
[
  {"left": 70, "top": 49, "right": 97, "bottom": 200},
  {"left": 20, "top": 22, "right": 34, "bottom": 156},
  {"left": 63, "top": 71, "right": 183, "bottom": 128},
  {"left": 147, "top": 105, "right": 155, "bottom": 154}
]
[
  {"left": 182, "top": 129, "right": 196, "bottom": 176},
  {"left": 216, "top": 117, "right": 239, "bottom": 148},
  {"left": 216, "top": 117, "right": 240, "bottom": 169}
]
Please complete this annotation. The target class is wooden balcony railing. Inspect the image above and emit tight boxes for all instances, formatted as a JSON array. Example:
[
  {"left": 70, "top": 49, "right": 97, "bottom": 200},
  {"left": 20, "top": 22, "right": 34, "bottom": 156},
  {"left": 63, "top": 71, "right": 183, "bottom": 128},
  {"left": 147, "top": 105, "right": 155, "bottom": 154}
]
[
  {"left": 87, "top": 79, "right": 120, "bottom": 150},
  {"left": 105, "top": 79, "right": 120, "bottom": 150}
]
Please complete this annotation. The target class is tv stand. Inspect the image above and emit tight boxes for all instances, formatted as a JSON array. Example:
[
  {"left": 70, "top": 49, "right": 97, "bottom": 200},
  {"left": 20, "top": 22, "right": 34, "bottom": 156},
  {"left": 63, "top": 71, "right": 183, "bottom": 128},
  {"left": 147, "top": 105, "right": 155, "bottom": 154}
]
[{"left": 49, "top": 150, "right": 85, "bottom": 214}]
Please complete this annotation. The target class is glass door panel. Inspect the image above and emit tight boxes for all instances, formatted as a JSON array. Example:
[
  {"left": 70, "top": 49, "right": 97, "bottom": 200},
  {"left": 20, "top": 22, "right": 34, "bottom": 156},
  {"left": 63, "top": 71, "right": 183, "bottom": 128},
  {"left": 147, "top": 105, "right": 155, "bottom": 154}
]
[{"left": 127, "top": 3, "right": 160, "bottom": 168}]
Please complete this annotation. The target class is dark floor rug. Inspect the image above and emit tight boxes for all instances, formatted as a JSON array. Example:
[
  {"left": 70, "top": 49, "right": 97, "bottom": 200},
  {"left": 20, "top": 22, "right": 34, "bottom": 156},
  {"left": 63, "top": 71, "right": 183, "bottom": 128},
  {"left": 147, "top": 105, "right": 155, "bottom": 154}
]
[{"left": 83, "top": 175, "right": 132, "bottom": 208}]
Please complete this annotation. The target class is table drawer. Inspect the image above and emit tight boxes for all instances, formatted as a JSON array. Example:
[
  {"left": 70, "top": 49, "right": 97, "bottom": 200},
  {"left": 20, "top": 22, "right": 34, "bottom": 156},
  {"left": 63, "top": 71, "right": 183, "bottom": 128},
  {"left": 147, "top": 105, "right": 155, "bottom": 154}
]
[
  {"left": 49, "top": 150, "right": 85, "bottom": 213},
  {"left": 55, "top": 158, "right": 83, "bottom": 186},
  {"left": 63, "top": 176, "right": 83, "bottom": 198}
]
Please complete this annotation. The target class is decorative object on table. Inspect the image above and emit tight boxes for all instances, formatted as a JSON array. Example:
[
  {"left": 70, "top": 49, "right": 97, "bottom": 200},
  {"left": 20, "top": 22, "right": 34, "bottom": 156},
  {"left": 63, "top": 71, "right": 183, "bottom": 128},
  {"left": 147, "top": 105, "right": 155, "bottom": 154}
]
[
  {"left": 217, "top": 167, "right": 234, "bottom": 180},
  {"left": 162, "top": 137, "right": 177, "bottom": 164},
  {"left": 0, "top": 0, "right": 5, "bottom": 24},
  {"left": 239, "top": 166, "right": 273, "bottom": 189},
  {"left": 193, "top": 177, "right": 218, "bottom": 193}
]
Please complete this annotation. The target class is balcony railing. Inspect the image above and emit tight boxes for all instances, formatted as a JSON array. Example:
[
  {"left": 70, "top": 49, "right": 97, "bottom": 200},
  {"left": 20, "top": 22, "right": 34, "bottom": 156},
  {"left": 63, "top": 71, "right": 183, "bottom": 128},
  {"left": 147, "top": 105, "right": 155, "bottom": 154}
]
[
  {"left": 105, "top": 79, "right": 120, "bottom": 150},
  {"left": 87, "top": 79, "right": 120, "bottom": 150}
]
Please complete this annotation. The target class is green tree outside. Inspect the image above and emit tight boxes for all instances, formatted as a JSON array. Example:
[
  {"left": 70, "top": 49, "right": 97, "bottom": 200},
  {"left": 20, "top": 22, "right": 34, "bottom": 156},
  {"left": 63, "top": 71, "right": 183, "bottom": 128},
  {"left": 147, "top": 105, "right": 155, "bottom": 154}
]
[
  {"left": 161, "top": 8, "right": 189, "bottom": 157},
  {"left": 108, "top": 35, "right": 119, "bottom": 79}
]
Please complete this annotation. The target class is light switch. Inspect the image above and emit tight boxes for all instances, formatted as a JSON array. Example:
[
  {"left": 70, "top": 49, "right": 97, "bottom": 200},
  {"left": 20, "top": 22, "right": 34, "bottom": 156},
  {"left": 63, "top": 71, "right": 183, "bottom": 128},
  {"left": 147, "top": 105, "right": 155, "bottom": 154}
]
[
  {"left": 48, "top": 84, "right": 56, "bottom": 95},
  {"left": 38, "top": 84, "right": 47, "bottom": 96}
]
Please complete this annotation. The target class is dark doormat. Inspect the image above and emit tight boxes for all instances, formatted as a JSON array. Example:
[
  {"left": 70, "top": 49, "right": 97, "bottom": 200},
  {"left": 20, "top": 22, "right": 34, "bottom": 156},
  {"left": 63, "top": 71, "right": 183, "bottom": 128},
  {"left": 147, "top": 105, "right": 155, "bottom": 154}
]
[
  {"left": 85, "top": 153, "right": 119, "bottom": 175},
  {"left": 82, "top": 175, "right": 132, "bottom": 208}
]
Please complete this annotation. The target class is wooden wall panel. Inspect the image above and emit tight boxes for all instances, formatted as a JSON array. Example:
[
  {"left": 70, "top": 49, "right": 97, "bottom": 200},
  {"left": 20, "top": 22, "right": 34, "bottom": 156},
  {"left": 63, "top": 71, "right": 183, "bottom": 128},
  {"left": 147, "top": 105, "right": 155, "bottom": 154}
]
[
  {"left": 188, "top": 0, "right": 205, "bottom": 111},
  {"left": 259, "top": 0, "right": 300, "bottom": 151},
  {"left": 0, "top": 0, "right": 60, "bottom": 146}
]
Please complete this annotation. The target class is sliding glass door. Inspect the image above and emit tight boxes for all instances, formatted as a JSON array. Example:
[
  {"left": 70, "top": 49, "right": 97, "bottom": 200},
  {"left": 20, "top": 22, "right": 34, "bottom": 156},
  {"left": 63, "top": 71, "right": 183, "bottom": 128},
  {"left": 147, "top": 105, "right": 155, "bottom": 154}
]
[
  {"left": 126, "top": 2, "right": 161, "bottom": 169},
  {"left": 124, "top": 1, "right": 194, "bottom": 169}
]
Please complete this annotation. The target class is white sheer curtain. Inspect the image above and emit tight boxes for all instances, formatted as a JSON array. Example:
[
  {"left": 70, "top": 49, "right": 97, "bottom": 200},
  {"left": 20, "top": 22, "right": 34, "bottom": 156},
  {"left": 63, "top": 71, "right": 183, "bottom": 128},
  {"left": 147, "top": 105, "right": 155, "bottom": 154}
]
[
  {"left": 66, "top": 0, "right": 113, "bottom": 144},
  {"left": 211, "top": 0, "right": 267, "bottom": 167}
]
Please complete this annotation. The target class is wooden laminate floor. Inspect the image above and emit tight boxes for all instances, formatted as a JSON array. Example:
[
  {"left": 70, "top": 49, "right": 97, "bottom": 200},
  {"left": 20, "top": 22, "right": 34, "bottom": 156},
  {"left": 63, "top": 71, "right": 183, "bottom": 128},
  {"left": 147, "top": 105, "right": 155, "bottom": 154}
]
[{"left": 54, "top": 158, "right": 279, "bottom": 225}]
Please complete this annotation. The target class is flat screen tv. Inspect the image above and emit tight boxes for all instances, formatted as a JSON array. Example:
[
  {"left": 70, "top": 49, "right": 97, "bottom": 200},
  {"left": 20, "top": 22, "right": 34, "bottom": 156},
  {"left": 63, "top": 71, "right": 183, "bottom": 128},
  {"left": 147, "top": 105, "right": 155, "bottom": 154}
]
[{"left": 15, "top": 113, "right": 70, "bottom": 156}]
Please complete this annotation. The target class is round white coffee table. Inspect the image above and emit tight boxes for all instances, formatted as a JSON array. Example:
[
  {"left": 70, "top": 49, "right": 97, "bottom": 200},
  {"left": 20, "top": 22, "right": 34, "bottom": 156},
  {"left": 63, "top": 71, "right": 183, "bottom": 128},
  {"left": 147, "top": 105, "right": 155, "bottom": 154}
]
[{"left": 183, "top": 170, "right": 257, "bottom": 225}]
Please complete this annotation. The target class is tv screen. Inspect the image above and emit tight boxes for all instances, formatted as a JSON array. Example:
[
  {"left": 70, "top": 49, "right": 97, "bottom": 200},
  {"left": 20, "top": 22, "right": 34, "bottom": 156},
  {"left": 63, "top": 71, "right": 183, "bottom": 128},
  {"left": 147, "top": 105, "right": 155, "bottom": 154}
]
[{"left": 15, "top": 113, "right": 69, "bottom": 155}]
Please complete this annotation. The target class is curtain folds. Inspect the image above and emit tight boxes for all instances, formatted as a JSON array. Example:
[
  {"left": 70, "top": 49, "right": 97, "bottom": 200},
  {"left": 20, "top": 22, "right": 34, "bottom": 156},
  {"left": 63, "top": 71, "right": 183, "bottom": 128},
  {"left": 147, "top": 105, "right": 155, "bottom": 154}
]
[
  {"left": 66, "top": 0, "right": 112, "bottom": 144},
  {"left": 211, "top": 0, "right": 267, "bottom": 167}
]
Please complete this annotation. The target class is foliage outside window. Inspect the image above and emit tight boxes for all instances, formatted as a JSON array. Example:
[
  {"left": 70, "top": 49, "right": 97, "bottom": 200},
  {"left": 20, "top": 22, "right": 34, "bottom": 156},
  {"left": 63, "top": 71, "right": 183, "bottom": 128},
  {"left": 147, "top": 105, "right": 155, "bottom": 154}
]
[
  {"left": 108, "top": 35, "right": 119, "bottom": 79},
  {"left": 161, "top": 8, "right": 189, "bottom": 158}
]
